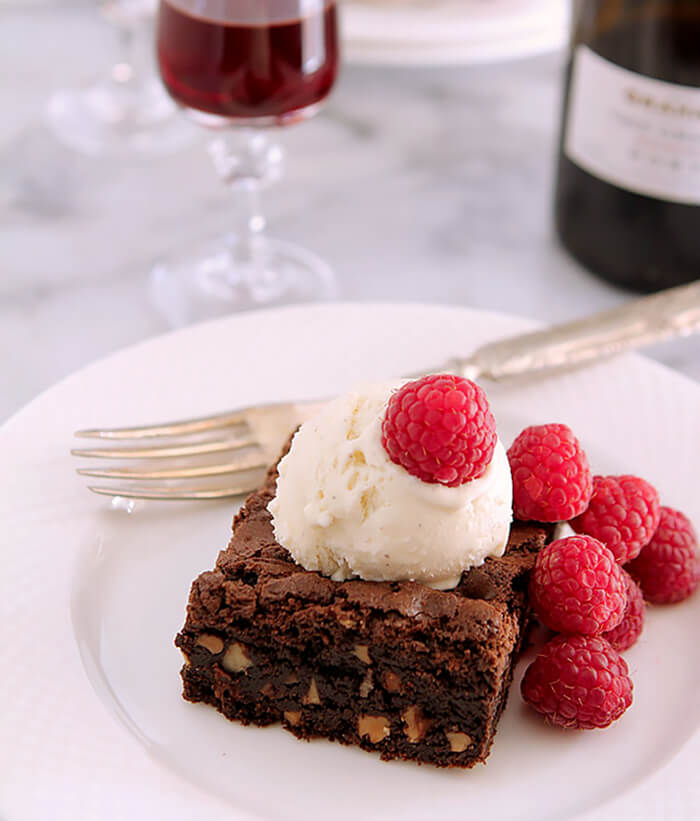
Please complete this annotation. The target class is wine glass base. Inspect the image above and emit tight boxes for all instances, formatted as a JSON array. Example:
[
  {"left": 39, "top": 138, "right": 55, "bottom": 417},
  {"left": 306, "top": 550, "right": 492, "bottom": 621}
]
[
  {"left": 46, "top": 78, "right": 196, "bottom": 157},
  {"left": 149, "top": 234, "right": 336, "bottom": 327}
]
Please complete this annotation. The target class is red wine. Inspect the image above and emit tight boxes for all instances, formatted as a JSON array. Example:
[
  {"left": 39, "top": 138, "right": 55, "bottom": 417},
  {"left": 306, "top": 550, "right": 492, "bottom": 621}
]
[
  {"left": 555, "top": 1, "right": 700, "bottom": 292},
  {"left": 157, "top": 0, "right": 339, "bottom": 121}
]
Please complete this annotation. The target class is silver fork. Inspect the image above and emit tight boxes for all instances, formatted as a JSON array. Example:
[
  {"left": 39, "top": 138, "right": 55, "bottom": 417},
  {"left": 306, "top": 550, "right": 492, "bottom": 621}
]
[
  {"left": 73, "top": 281, "right": 700, "bottom": 501},
  {"left": 73, "top": 401, "right": 327, "bottom": 501}
]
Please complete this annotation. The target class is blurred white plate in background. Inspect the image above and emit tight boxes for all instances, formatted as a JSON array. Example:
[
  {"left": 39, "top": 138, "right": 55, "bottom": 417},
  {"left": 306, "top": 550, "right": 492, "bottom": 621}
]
[{"left": 342, "top": 0, "right": 570, "bottom": 65}]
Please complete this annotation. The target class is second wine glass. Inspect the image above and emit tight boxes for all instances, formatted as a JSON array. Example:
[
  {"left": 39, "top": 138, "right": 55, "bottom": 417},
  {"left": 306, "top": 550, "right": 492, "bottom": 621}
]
[
  {"left": 47, "top": 0, "right": 195, "bottom": 157},
  {"left": 152, "top": 0, "right": 340, "bottom": 325}
]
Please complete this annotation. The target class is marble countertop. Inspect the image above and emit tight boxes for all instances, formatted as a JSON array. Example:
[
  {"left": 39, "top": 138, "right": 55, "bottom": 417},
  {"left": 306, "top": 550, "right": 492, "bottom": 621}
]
[
  {"left": 3, "top": 4, "right": 699, "bottom": 425},
  {"left": 2, "top": 5, "right": 699, "bottom": 821}
]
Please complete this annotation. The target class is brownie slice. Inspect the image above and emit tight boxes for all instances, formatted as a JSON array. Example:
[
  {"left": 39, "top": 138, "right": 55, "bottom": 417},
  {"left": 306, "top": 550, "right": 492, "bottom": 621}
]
[{"left": 176, "top": 443, "right": 552, "bottom": 768}]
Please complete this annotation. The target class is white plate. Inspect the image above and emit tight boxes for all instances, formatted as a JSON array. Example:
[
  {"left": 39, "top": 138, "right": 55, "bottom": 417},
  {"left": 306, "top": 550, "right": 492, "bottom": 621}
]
[
  {"left": 2, "top": 303, "right": 700, "bottom": 821},
  {"left": 342, "top": 0, "right": 570, "bottom": 66}
]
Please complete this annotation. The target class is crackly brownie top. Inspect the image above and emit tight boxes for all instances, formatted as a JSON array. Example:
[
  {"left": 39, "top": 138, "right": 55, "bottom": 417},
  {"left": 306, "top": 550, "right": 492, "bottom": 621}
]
[{"left": 184, "top": 444, "right": 551, "bottom": 648}]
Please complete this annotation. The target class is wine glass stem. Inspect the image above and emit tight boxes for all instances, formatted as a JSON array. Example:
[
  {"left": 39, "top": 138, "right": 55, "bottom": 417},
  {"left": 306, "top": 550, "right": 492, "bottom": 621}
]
[
  {"left": 208, "top": 129, "right": 285, "bottom": 294},
  {"left": 240, "top": 182, "right": 266, "bottom": 268},
  {"left": 113, "top": 19, "right": 150, "bottom": 87}
]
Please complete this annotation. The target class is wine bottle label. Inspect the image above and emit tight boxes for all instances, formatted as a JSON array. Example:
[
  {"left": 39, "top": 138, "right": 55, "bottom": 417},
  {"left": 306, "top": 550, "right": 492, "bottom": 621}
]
[{"left": 565, "top": 45, "right": 700, "bottom": 206}]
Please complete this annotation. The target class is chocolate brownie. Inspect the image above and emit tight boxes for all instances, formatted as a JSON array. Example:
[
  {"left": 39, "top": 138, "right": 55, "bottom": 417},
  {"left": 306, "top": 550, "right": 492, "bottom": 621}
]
[{"left": 176, "top": 441, "right": 552, "bottom": 768}]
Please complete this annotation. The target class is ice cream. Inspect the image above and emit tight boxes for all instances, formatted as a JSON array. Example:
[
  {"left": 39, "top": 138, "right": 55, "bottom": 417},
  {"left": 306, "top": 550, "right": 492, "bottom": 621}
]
[{"left": 268, "top": 382, "right": 513, "bottom": 590}]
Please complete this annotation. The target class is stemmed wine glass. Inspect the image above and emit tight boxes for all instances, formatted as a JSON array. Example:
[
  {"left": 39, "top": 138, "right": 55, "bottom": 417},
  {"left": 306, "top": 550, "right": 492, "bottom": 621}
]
[
  {"left": 150, "top": 0, "right": 339, "bottom": 325},
  {"left": 47, "top": 0, "right": 195, "bottom": 156}
]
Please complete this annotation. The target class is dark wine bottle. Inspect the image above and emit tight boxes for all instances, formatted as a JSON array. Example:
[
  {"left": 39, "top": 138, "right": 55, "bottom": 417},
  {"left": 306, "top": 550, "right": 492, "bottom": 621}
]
[{"left": 554, "top": 0, "right": 700, "bottom": 292}]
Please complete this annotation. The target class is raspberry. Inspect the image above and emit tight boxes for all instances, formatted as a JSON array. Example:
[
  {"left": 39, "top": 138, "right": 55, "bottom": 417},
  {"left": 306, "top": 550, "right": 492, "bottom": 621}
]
[
  {"left": 627, "top": 507, "right": 699, "bottom": 604},
  {"left": 571, "top": 475, "right": 660, "bottom": 564},
  {"left": 603, "top": 570, "right": 645, "bottom": 652},
  {"left": 381, "top": 374, "right": 497, "bottom": 486},
  {"left": 529, "top": 535, "right": 627, "bottom": 634},
  {"left": 521, "top": 634, "right": 633, "bottom": 729},
  {"left": 507, "top": 424, "right": 592, "bottom": 522}
]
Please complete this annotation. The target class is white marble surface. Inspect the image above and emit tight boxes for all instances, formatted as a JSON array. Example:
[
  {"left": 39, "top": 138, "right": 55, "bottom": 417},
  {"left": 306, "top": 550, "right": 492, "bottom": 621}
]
[
  {"left": 2, "top": 4, "right": 699, "bottom": 425},
  {"left": 2, "top": 5, "right": 700, "bottom": 821}
]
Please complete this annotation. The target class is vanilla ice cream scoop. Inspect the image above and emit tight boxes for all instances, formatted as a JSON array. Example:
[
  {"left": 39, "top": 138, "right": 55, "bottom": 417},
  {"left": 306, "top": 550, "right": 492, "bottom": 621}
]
[{"left": 268, "top": 382, "right": 513, "bottom": 590}]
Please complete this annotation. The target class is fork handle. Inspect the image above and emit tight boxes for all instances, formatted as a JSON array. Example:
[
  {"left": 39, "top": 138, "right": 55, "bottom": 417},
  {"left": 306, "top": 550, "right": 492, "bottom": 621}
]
[{"left": 450, "top": 280, "right": 700, "bottom": 381}]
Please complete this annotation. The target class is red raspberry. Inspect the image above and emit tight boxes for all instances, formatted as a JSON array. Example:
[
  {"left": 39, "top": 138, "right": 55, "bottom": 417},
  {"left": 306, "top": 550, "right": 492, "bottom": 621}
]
[
  {"left": 507, "top": 424, "right": 592, "bottom": 522},
  {"left": 603, "top": 570, "right": 645, "bottom": 652},
  {"left": 571, "top": 475, "right": 660, "bottom": 564},
  {"left": 381, "top": 374, "right": 497, "bottom": 486},
  {"left": 521, "top": 634, "right": 633, "bottom": 729},
  {"left": 627, "top": 507, "right": 699, "bottom": 604},
  {"left": 529, "top": 535, "right": 627, "bottom": 634}
]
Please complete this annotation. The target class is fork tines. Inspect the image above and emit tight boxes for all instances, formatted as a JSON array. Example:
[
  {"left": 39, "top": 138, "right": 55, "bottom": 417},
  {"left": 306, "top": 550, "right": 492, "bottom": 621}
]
[
  {"left": 72, "top": 410, "right": 266, "bottom": 500},
  {"left": 73, "top": 400, "right": 325, "bottom": 502}
]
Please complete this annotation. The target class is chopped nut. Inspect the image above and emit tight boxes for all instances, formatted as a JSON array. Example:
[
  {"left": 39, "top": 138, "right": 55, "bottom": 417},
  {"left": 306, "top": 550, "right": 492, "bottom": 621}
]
[
  {"left": 353, "top": 644, "right": 371, "bottom": 664},
  {"left": 195, "top": 634, "right": 224, "bottom": 654},
  {"left": 402, "top": 706, "right": 432, "bottom": 743},
  {"left": 260, "top": 683, "right": 275, "bottom": 698},
  {"left": 221, "top": 641, "right": 252, "bottom": 673},
  {"left": 302, "top": 677, "right": 321, "bottom": 705},
  {"left": 338, "top": 615, "right": 355, "bottom": 629},
  {"left": 382, "top": 671, "right": 401, "bottom": 693},
  {"left": 283, "top": 672, "right": 300, "bottom": 685},
  {"left": 446, "top": 731, "right": 472, "bottom": 753},
  {"left": 358, "top": 715, "right": 391, "bottom": 744},
  {"left": 284, "top": 710, "right": 302, "bottom": 726},
  {"left": 359, "top": 670, "right": 374, "bottom": 698}
]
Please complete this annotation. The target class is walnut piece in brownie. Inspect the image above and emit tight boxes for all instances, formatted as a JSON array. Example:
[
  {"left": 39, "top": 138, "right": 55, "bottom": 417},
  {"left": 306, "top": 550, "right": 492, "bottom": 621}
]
[{"left": 176, "top": 443, "right": 551, "bottom": 768}]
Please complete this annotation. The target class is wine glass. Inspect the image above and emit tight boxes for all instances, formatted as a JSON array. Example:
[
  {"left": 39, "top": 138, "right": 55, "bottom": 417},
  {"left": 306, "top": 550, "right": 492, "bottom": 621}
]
[
  {"left": 150, "top": 0, "right": 339, "bottom": 325},
  {"left": 47, "top": 0, "right": 195, "bottom": 156}
]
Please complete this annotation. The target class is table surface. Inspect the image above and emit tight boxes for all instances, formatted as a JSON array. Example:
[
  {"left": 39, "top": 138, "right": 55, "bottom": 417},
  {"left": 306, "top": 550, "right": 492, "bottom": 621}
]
[{"left": 2, "top": 4, "right": 699, "bottom": 821}]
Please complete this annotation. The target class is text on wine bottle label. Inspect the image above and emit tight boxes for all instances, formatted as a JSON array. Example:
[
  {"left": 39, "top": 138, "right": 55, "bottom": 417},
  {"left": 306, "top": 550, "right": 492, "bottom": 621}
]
[{"left": 565, "top": 46, "right": 700, "bottom": 206}]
